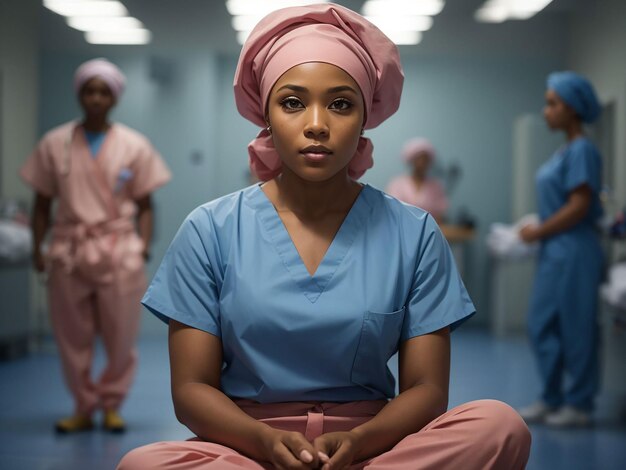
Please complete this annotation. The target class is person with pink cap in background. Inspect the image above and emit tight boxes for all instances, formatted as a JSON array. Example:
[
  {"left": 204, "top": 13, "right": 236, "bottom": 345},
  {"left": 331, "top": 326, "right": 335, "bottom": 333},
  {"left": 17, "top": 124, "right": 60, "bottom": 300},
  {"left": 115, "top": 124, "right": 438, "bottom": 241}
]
[
  {"left": 386, "top": 138, "right": 449, "bottom": 223},
  {"left": 20, "top": 58, "right": 171, "bottom": 433},
  {"left": 117, "top": 4, "right": 529, "bottom": 469}
]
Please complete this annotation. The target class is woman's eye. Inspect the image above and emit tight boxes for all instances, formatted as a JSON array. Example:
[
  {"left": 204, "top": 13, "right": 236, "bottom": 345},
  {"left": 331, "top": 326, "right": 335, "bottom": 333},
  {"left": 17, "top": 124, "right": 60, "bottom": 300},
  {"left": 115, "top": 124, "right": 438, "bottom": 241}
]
[
  {"left": 330, "top": 99, "right": 352, "bottom": 111},
  {"left": 280, "top": 97, "right": 303, "bottom": 110}
]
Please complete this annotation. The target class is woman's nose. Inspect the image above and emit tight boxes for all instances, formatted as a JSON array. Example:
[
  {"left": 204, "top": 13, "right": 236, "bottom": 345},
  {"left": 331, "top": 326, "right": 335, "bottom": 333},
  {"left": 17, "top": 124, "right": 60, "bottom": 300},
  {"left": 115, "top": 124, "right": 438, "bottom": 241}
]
[{"left": 304, "top": 107, "right": 329, "bottom": 138}]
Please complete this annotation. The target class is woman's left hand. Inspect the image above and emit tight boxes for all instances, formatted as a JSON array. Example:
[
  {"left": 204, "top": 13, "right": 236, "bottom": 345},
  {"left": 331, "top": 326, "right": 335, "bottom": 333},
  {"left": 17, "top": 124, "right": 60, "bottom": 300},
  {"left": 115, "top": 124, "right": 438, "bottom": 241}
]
[
  {"left": 519, "top": 224, "right": 541, "bottom": 243},
  {"left": 313, "top": 431, "right": 362, "bottom": 470}
]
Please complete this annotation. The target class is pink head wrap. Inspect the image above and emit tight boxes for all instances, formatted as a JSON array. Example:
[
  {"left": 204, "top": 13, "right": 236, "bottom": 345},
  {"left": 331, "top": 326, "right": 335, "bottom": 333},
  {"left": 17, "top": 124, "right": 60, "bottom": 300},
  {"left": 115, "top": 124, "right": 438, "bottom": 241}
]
[
  {"left": 74, "top": 58, "right": 126, "bottom": 100},
  {"left": 401, "top": 138, "right": 436, "bottom": 164},
  {"left": 233, "top": 3, "right": 404, "bottom": 181}
]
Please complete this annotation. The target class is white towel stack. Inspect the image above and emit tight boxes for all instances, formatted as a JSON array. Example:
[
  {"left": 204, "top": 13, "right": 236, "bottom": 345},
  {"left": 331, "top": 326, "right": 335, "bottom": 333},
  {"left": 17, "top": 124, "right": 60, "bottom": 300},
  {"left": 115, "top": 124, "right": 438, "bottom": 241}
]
[
  {"left": 0, "top": 220, "right": 32, "bottom": 262},
  {"left": 601, "top": 263, "right": 626, "bottom": 310},
  {"left": 486, "top": 214, "right": 540, "bottom": 260}
]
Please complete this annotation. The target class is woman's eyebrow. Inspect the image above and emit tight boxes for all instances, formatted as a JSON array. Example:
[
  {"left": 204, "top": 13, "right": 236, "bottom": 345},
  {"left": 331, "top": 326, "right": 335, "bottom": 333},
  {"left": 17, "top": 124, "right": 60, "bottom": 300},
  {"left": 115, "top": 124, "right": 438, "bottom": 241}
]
[
  {"left": 275, "top": 84, "right": 359, "bottom": 94},
  {"left": 276, "top": 84, "right": 307, "bottom": 93},
  {"left": 327, "top": 85, "right": 358, "bottom": 94}
]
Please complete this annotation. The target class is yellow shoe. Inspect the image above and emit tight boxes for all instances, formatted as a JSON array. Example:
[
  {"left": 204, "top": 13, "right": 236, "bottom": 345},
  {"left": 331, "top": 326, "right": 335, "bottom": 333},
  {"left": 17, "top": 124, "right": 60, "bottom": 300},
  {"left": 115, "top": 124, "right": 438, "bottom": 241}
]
[
  {"left": 55, "top": 414, "right": 94, "bottom": 433},
  {"left": 103, "top": 409, "right": 126, "bottom": 433}
]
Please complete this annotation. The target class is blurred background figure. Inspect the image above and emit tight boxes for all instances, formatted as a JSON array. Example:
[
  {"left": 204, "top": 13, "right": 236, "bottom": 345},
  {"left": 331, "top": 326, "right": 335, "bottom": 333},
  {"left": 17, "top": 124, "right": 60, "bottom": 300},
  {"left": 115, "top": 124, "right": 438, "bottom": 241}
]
[
  {"left": 386, "top": 138, "right": 448, "bottom": 222},
  {"left": 517, "top": 71, "right": 604, "bottom": 428},
  {"left": 19, "top": 58, "right": 171, "bottom": 434}
]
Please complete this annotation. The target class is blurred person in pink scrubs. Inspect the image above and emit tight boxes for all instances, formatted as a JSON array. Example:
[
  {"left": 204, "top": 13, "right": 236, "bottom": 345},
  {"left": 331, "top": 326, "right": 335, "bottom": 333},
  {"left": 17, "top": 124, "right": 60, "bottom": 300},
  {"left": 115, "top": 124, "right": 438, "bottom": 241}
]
[
  {"left": 386, "top": 138, "right": 449, "bottom": 222},
  {"left": 20, "top": 58, "right": 171, "bottom": 433}
]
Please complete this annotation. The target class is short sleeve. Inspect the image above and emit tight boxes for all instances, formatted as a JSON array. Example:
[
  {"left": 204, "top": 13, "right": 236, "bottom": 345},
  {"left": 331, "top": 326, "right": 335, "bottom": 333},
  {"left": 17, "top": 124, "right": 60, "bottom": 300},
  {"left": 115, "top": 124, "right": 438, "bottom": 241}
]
[
  {"left": 129, "top": 141, "right": 171, "bottom": 199},
  {"left": 565, "top": 141, "right": 601, "bottom": 193},
  {"left": 142, "top": 213, "right": 221, "bottom": 336},
  {"left": 401, "top": 215, "right": 475, "bottom": 340},
  {"left": 20, "top": 139, "right": 58, "bottom": 197}
]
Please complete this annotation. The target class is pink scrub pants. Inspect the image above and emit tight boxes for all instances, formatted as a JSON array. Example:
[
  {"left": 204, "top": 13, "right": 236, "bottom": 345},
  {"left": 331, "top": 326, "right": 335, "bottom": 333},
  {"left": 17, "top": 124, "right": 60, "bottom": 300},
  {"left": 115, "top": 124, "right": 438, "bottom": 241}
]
[
  {"left": 117, "top": 399, "right": 530, "bottom": 469},
  {"left": 47, "top": 266, "right": 145, "bottom": 415}
]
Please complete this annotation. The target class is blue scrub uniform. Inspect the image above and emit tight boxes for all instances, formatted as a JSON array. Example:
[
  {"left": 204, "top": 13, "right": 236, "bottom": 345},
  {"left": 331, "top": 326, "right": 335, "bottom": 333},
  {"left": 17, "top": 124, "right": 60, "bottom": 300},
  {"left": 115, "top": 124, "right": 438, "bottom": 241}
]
[
  {"left": 143, "top": 184, "right": 475, "bottom": 403},
  {"left": 528, "top": 137, "right": 604, "bottom": 411}
]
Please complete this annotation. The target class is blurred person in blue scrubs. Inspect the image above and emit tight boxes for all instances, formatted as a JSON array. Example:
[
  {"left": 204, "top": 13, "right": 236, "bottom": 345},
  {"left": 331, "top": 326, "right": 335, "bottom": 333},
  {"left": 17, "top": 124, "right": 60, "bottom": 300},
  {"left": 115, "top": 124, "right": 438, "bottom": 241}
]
[{"left": 518, "top": 71, "right": 604, "bottom": 428}]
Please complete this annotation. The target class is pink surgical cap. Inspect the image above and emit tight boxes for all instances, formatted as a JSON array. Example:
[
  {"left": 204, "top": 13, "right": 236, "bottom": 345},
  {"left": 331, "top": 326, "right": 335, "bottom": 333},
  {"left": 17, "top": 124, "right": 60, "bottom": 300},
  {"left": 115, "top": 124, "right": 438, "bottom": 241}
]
[
  {"left": 233, "top": 3, "right": 404, "bottom": 181},
  {"left": 74, "top": 58, "right": 126, "bottom": 100},
  {"left": 402, "top": 138, "right": 436, "bottom": 163}
]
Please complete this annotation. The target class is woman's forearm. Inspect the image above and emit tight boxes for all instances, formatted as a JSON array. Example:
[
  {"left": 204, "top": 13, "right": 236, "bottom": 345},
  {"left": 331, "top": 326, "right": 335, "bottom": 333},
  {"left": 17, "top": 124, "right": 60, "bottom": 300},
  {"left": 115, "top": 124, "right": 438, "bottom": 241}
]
[
  {"left": 135, "top": 195, "right": 153, "bottom": 257},
  {"left": 31, "top": 193, "right": 52, "bottom": 271},
  {"left": 350, "top": 383, "right": 448, "bottom": 461},
  {"left": 32, "top": 195, "right": 51, "bottom": 249},
  {"left": 173, "top": 383, "right": 274, "bottom": 460},
  {"left": 536, "top": 199, "right": 589, "bottom": 239},
  {"left": 32, "top": 209, "right": 50, "bottom": 251}
]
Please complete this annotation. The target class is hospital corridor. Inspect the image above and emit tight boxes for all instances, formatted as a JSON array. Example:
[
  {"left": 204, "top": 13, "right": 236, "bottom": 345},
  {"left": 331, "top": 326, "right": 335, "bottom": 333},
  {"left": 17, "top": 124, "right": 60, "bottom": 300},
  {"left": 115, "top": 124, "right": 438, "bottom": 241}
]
[{"left": 1, "top": 1, "right": 626, "bottom": 469}]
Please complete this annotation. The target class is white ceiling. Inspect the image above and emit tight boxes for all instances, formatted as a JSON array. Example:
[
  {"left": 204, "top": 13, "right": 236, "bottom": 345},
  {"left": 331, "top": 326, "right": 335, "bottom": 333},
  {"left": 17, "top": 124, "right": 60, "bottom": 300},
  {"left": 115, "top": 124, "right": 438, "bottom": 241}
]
[{"left": 35, "top": 0, "right": 592, "bottom": 55}]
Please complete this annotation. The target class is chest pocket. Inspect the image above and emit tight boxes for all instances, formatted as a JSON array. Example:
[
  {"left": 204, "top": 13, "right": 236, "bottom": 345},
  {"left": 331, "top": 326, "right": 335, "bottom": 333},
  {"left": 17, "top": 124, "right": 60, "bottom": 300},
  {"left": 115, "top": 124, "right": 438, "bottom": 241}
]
[{"left": 351, "top": 307, "right": 405, "bottom": 395}]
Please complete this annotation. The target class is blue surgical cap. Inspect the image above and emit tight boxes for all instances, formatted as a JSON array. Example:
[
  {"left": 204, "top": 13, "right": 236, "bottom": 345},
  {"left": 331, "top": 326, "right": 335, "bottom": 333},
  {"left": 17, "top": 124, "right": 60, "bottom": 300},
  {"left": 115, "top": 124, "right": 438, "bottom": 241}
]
[{"left": 547, "top": 71, "right": 601, "bottom": 123}]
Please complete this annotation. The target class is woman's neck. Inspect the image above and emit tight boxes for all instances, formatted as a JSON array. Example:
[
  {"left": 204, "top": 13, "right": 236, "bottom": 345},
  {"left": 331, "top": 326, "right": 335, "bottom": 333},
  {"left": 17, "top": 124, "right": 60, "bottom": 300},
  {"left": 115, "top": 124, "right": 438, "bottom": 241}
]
[
  {"left": 82, "top": 116, "right": 110, "bottom": 133},
  {"left": 411, "top": 171, "right": 426, "bottom": 184},
  {"left": 564, "top": 120, "right": 584, "bottom": 142},
  {"left": 269, "top": 169, "right": 361, "bottom": 219}
]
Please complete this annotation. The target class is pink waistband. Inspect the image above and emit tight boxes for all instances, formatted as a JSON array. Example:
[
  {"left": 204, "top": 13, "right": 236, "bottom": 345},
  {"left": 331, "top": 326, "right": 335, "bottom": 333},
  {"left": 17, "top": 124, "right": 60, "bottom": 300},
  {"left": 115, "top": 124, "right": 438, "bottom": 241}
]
[
  {"left": 233, "top": 399, "right": 388, "bottom": 420},
  {"left": 52, "top": 217, "right": 134, "bottom": 240}
]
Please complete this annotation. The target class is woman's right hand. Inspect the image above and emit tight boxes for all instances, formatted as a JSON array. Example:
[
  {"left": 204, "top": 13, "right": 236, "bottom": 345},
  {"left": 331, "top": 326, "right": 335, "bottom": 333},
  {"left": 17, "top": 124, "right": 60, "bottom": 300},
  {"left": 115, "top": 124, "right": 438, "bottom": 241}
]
[{"left": 259, "top": 427, "right": 321, "bottom": 469}]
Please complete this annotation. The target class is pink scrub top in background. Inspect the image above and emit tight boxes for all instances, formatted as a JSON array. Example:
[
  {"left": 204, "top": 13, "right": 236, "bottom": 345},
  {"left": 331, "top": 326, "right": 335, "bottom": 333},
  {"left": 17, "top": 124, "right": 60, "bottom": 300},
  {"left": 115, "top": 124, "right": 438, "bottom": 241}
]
[
  {"left": 20, "top": 120, "right": 171, "bottom": 284},
  {"left": 386, "top": 175, "right": 449, "bottom": 221}
]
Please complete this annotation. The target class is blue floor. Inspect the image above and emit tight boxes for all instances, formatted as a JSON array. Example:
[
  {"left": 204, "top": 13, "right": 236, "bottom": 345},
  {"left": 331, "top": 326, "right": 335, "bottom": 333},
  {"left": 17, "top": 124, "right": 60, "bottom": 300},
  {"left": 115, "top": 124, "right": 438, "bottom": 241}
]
[{"left": 1, "top": 328, "right": 625, "bottom": 469}]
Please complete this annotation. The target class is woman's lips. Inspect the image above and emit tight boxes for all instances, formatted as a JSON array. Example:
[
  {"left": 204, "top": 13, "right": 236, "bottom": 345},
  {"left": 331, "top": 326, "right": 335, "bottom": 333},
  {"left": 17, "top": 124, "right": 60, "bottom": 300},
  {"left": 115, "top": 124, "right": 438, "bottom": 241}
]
[
  {"left": 300, "top": 146, "right": 332, "bottom": 162},
  {"left": 301, "top": 151, "right": 331, "bottom": 162}
]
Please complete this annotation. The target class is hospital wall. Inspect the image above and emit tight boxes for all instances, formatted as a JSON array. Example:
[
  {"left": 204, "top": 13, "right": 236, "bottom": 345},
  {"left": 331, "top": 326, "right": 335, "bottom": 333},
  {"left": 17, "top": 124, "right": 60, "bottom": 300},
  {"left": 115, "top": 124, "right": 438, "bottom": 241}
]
[
  {"left": 568, "top": 0, "right": 626, "bottom": 228},
  {"left": 0, "top": 0, "right": 39, "bottom": 201},
  {"left": 0, "top": 0, "right": 40, "bottom": 353}
]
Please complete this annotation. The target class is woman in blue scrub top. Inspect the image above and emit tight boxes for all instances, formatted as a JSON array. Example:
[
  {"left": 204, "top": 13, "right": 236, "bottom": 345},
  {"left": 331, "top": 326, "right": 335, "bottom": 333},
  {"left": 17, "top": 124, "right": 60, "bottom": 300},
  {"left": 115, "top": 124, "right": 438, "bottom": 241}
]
[
  {"left": 518, "top": 71, "right": 604, "bottom": 428},
  {"left": 117, "top": 5, "right": 530, "bottom": 470}
]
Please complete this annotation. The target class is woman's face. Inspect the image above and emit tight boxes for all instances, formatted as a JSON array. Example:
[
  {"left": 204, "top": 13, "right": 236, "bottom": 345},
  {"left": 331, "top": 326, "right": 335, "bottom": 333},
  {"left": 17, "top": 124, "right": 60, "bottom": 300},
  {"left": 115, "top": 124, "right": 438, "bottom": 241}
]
[
  {"left": 79, "top": 77, "right": 115, "bottom": 118},
  {"left": 411, "top": 152, "right": 431, "bottom": 175},
  {"left": 543, "top": 89, "right": 577, "bottom": 130},
  {"left": 266, "top": 62, "right": 365, "bottom": 182}
]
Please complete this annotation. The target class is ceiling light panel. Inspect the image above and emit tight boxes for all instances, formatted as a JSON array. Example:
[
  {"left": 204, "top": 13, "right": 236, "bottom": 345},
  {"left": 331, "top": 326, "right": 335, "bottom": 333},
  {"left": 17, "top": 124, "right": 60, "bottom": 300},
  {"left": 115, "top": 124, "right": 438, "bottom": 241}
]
[
  {"left": 474, "top": 0, "right": 554, "bottom": 23},
  {"left": 228, "top": 0, "right": 330, "bottom": 45},
  {"left": 43, "top": 0, "right": 128, "bottom": 17},
  {"left": 361, "top": 0, "right": 443, "bottom": 46},
  {"left": 383, "top": 30, "right": 423, "bottom": 45},
  {"left": 67, "top": 15, "right": 143, "bottom": 31},
  {"left": 85, "top": 28, "right": 151, "bottom": 44},
  {"left": 362, "top": 0, "right": 445, "bottom": 17},
  {"left": 43, "top": 0, "right": 152, "bottom": 45},
  {"left": 365, "top": 15, "right": 433, "bottom": 33},
  {"left": 226, "top": 0, "right": 329, "bottom": 17}
]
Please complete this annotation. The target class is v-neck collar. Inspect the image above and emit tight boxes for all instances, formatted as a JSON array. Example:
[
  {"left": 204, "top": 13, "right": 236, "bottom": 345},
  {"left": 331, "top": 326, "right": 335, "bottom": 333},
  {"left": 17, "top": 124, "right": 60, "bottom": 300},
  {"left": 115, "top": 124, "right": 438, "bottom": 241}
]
[{"left": 246, "top": 183, "right": 375, "bottom": 303}]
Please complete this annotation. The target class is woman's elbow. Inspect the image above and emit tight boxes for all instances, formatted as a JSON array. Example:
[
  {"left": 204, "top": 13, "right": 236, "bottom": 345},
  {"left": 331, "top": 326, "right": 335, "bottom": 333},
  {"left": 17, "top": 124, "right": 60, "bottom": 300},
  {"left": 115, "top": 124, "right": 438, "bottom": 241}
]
[{"left": 171, "top": 385, "right": 194, "bottom": 425}]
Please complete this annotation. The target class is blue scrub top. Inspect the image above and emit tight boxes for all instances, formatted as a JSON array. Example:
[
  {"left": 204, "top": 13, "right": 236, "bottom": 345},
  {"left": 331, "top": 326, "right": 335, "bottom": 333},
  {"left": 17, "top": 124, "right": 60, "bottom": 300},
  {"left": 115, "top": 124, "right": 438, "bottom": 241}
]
[
  {"left": 143, "top": 184, "right": 475, "bottom": 403},
  {"left": 536, "top": 136, "right": 603, "bottom": 260},
  {"left": 84, "top": 129, "right": 107, "bottom": 158}
]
